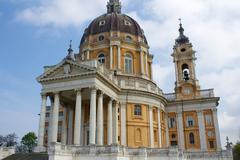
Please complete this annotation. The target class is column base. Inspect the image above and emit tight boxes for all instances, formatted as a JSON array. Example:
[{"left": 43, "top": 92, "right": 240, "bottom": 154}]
[{"left": 34, "top": 146, "right": 46, "bottom": 153}]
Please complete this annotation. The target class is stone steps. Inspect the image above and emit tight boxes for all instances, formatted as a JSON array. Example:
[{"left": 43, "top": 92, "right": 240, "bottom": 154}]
[{"left": 2, "top": 153, "right": 48, "bottom": 160}]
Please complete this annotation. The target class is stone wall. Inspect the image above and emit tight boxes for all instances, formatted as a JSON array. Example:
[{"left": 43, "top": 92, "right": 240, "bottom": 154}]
[{"left": 0, "top": 147, "right": 15, "bottom": 160}]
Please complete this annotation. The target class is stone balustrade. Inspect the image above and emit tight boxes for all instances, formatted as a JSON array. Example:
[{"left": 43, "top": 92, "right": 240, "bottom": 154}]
[{"left": 48, "top": 143, "right": 232, "bottom": 160}]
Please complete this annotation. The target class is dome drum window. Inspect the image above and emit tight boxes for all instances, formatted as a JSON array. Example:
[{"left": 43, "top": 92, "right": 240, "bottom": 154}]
[
  {"left": 124, "top": 20, "right": 131, "bottom": 26},
  {"left": 98, "top": 35, "right": 105, "bottom": 41},
  {"left": 99, "top": 20, "right": 106, "bottom": 26},
  {"left": 125, "top": 35, "right": 132, "bottom": 41}
]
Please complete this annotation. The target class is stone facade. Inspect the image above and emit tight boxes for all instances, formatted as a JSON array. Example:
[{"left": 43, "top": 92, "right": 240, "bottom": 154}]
[{"left": 35, "top": 0, "right": 232, "bottom": 159}]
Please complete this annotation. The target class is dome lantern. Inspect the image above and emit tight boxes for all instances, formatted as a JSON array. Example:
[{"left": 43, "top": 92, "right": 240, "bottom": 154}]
[{"left": 107, "top": 0, "right": 122, "bottom": 14}]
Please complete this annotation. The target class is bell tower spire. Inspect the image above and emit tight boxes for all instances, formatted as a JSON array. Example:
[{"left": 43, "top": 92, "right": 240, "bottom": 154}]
[
  {"left": 107, "top": 0, "right": 122, "bottom": 14},
  {"left": 172, "top": 19, "right": 200, "bottom": 99}
]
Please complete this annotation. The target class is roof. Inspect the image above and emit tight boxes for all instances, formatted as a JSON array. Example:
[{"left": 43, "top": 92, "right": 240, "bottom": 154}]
[{"left": 80, "top": 13, "right": 148, "bottom": 45}]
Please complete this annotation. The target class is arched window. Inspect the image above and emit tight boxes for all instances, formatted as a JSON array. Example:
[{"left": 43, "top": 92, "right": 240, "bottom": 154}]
[
  {"left": 126, "top": 36, "right": 132, "bottom": 41},
  {"left": 189, "top": 133, "right": 195, "bottom": 144},
  {"left": 98, "top": 35, "right": 104, "bottom": 41},
  {"left": 98, "top": 53, "right": 105, "bottom": 64},
  {"left": 124, "top": 54, "right": 133, "bottom": 73},
  {"left": 182, "top": 64, "right": 190, "bottom": 81}
]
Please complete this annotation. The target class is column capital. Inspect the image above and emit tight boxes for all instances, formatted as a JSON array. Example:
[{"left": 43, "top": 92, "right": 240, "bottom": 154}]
[
  {"left": 89, "top": 86, "right": 98, "bottom": 91},
  {"left": 75, "top": 88, "right": 83, "bottom": 93},
  {"left": 97, "top": 90, "right": 104, "bottom": 96},
  {"left": 177, "top": 110, "right": 183, "bottom": 115},
  {"left": 53, "top": 91, "right": 60, "bottom": 95},
  {"left": 196, "top": 109, "right": 203, "bottom": 114},
  {"left": 40, "top": 92, "right": 48, "bottom": 97},
  {"left": 149, "top": 105, "right": 153, "bottom": 110},
  {"left": 212, "top": 108, "right": 218, "bottom": 112}
]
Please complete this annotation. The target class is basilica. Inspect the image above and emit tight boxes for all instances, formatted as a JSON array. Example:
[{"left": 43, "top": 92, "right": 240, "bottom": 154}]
[{"left": 35, "top": 0, "right": 232, "bottom": 159}]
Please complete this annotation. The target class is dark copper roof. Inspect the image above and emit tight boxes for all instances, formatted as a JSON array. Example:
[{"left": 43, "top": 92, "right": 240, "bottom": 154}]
[{"left": 80, "top": 13, "right": 148, "bottom": 45}]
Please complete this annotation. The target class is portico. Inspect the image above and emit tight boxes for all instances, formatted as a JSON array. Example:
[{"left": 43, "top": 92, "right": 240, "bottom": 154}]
[{"left": 37, "top": 86, "right": 120, "bottom": 148}]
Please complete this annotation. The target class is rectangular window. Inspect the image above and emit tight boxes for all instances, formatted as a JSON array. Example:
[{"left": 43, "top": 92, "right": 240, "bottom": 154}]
[
  {"left": 46, "top": 106, "right": 51, "bottom": 111},
  {"left": 45, "top": 112, "right": 50, "bottom": 118},
  {"left": 209, "top": 141, "right": 215, "bottom": 149},
  {"left": 134, "top": 105, "right": 142, "bottom": 116},
  {"left": 59, "top": 111, "right": 64, "bottom": 117},
  {"left": 171, "top": 141, "right": 178, "bottom": 146},
  {"left": 168, "top": 117, "right": 176, "bottom": 128},
  {"left": 186, "top": 116, "right": 194, "bottom": 127},
  {"left": 205, "top": 114, "right": 213, "bottom": 126}
]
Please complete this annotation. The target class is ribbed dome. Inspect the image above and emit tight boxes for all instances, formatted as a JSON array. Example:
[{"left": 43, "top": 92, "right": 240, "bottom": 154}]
[{"left": 80, "top": 13, "right": 148, "bottom": 45}]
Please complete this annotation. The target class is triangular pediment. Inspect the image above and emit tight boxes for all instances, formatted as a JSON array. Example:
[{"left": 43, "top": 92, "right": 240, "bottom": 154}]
[{"left": 37, "top": 59, "right": 96, "bottom": 82}]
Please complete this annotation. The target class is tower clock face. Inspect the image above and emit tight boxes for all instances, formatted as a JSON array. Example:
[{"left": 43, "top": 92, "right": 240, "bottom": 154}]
[{"left": 182, "top": 87, "right": 192, "bottom": 95}]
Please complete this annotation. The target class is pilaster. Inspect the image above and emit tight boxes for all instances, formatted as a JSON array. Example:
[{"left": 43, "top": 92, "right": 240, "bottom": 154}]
[
  {"left": 177, "top": 111, "right": 185, "bottom": 149},
  {"left": 197, "top": 110, "right": 207, "bottom": 151},
  {"left": 212, "top": 108, "right": 222, "bottom": 150},
  {"left": 149, "top": 106, "right": 154, "bottom": 148},
  {"left": 107, "top": 98, "right": 113, "bottom": 145},
  {"left": 120, "top": 102, "right": 127, "bottom": 146}
]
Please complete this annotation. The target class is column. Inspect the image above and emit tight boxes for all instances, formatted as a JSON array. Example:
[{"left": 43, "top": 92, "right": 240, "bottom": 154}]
[
  {"left": 110, "top": 45, "right": 113, "bottom": 69},
  {"left": 157, "top": 108, "right": 162, "bottom": 148},
  {"left": 113, "top": 101, "right": 119, "bottom": 144},
  {"left": 51, "top": 92, "right": 60, "bottom": 143},
  {"left": 117, "top": 45, "right": 121, "bottom": 69},
  {"left": 165, "top": 112, "right": 169, "bottom": 147},
  {"left": 37, "top": 93, "right": 47, "bottom": 147},
  {"left": 89, "top": 87, "right": 97, "bottom": 145},
  {"left": 48, "top": 97, "right": 54, "bottom": 145},
  {"left": 197, "top": 110, "right": 207, "bottom": 151},
  {"left": 212, "top": 108, "right": 222, "bottom": 150},
  {"left": 149, "top": 106, "right": 154, "bottom": 148},
  {"left": 81, "top": 104, "right": 85, "bottom": 145},
  {"left": 145, "top": 53, "right": 148, "bottom": 76},
  {"left": 74, "top": 89, "right": 82, "bottom": 145},
  {"left": 177, "top": 111, "right": 185, "bottom": 149},
  {"left": 140, "top": 51, "right": 144, "bottom": 74},
  {"left": 107, "top": 98, "right": 113, "bottom": 145},
  {"left": 120, "top": 102, "right": 126, "bottom": 146},
  {"left": 67, "top": 108, "right": 73, "bottom": 145},
  {"left": 97, "top": 91, "right": 103, "bottom": 145},
  {"left": 61, "top": 107, "right": 67, "bottom": 145}
]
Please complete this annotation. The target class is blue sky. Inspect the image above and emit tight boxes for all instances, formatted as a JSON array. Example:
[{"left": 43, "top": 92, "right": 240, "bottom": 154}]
[{"left": 0, "top": 0, "right": 240, "bottom": 147}]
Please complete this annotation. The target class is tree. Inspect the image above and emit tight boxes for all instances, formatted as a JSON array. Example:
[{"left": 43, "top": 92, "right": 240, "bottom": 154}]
[
  {"left": 20, "top": 132, "right": 37, "bottom": 153},
  {"left": 0, "top": 133, "right": 18, "bottom": 147},
  {"left": 233, "top": 141, "right": 240, "bottom": 160}
]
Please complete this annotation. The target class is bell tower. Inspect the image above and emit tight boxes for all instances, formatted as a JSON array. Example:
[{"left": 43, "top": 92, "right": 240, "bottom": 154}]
[{"left": 172, "top": 20, "right": 200, "bottom": 99}]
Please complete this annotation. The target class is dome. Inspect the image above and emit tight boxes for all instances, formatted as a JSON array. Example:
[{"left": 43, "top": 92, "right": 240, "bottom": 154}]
[{"left": 80, "top": 0, "right": 148, "bottom": 45}]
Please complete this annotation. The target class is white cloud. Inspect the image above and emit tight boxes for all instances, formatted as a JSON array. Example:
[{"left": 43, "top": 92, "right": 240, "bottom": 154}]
[
  {"left": 17, "top": 0, "right": 105, "bottom": 28},
  {"left": 17, "top": 0, "right": 130, "bottom": 28}
]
